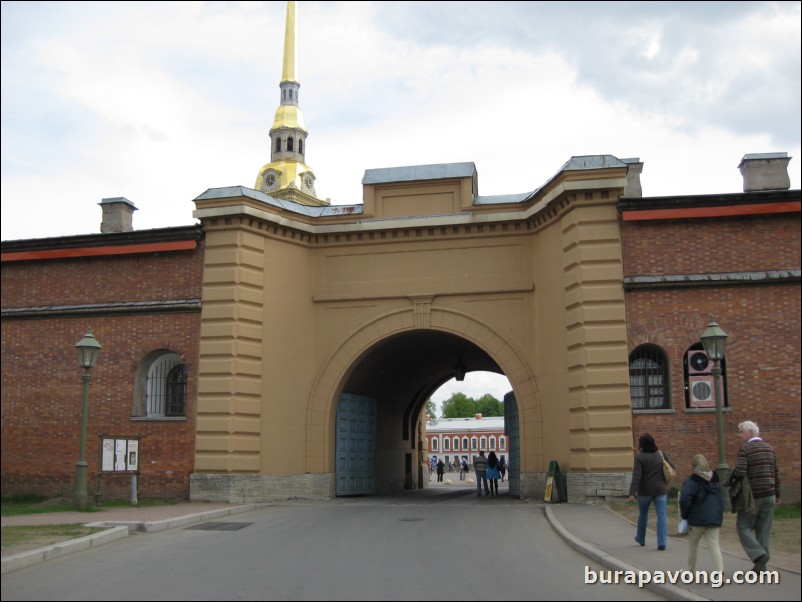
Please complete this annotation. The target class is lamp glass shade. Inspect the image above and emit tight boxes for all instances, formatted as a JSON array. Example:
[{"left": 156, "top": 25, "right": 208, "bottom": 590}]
[
  {"left": 700, "top": 319, "right": 728, "bottom": 362},
  {"left": 452, "top": 357, "right": 467, "bottom": 382},
  {"left": 75, "top": 329, "right": 102, "bottom": 369}
]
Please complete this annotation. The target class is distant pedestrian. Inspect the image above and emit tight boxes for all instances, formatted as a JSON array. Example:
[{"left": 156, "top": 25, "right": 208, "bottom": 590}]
[
  {"left": 628, "top": 433, "right": 674, "bottom": 551},
  {"left": 499, "top": 455, "right": 507, "bottom": 482},
  {"left": 460, "top": 456, "right": 468, "bottom": 481},
  {"left": 473, "top": 451, "right": 490, "bottom": 496},
  {"left": 730, "top": 420, "right": 780, "bottom": 572},
  {"left": 436, "top": 458, "right": 445, "bottom": 482},
  {"left": 679, "top": 454, "right": 724, "bottom": 573},
  {"left": 486, "top": 451, "right": 500, "bottom": 496}
]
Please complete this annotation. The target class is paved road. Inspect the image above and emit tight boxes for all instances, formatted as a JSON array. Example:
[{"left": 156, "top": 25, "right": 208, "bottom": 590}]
[{"left": 1, "top": 494, "right": 662, "bottom": 601}]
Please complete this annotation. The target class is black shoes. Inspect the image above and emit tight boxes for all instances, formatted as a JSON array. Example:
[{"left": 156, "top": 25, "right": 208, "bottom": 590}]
[{"left": 752, "top": 554, "right": 769, "bottom": 571}]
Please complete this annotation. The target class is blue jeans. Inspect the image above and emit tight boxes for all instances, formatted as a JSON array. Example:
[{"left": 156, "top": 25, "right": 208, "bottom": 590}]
[
  {"left": 476, "top": 473, "right": 489, "bottom": 495},
  {"left": 636, "top": 494, "right": 667, "bottom": 548}
]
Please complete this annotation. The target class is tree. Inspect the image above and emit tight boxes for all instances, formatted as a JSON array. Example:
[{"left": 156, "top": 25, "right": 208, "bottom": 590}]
[
  {"left": 424, "top": 399, "right": 438, "bottom": 424},
  {"left": 475, "top": 393, "right": 503, "bottom": 417},
  {"left": 442, "top": 392, "right": 476, "bottom": 418}
]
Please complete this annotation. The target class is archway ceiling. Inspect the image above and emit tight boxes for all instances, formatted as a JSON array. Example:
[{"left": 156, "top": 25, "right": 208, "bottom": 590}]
[{"left": 343, "top": 331, "right": 501, "bottom": 403}]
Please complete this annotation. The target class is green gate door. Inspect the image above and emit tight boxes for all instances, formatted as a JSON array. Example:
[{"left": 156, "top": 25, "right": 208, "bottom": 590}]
[{"left": 336, "top": 393, "right": 377, "bottom": 496}]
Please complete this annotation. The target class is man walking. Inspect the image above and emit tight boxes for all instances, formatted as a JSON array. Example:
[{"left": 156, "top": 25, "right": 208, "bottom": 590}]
[
  {"left": 731, "top": 420, "right": 780, "bottom": 572},
  {"left": 473, "top": 450, "right": 490, "bottom": 496}
]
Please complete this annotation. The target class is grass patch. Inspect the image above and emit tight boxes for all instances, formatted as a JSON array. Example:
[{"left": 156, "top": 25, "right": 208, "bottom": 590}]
[
  {"left": 2, "top": 495, "right": 181, "bottom": 516},
  {"left": 775, "top": 502, "right": 801, "bottom": 520},
  {"left": 2, "top": 524, "right": 104, "bottom": 549}
]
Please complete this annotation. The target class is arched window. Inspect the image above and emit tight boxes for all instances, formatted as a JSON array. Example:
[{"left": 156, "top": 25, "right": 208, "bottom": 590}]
[
  {"left": 453, "top": 437, "right": 459, "bottom": 451},
  {"left": 471, "top": 436, "right": 477, "bottom": 450},
  {"left": 629, "top": 344, "right": 670, "bottom": 410},
  {"left": 444, "top": 438, "right": 450, "bottom": 451},
  {"left": 287, "top": 137, "right": 294, "bottom": 152},
  {"left": 462, "top": 437, "right": 469, "bottom": 450},
  {"left": 134, "top": 351, "right": 187, "bottom": 418},
  {"left": 489, "top": 436, "right": 496, "bottom": 450},
  {"left": 431, "top": 438, "right": 438, "bottom": 451},
  {"left": 685, "top": 343, "right": 728, "bottom": 409},
  {"left": 275, "top": 138, "right": 281, "bottom": 152},
  {"left": 499, "top": 436, "right": 506, "bottom": 451},
  {"left": 299, "top": 139, "right": 303, "bottom": 154},
  {"left": 480, "top": 436, "right": 487, "bottom": 450}
]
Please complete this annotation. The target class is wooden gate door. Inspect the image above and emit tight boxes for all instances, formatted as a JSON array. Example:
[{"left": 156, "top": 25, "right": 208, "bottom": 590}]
[{"left": 336, "top": 393, "right": 377, "bottom": 496}]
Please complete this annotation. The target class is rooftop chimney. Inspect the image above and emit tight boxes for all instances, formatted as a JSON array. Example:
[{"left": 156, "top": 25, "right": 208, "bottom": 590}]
[
  {"left": 738, "top": 153, "right": 791, "bottom": 192},
  {"left": 620, "top": 158, "right": 643, "bottom": 198},
  {"left": 475, "top": 413, "right": 483, "bottom": 420},
  {"left": 99, "top": 197, "right": 137, "bottom": 233}
]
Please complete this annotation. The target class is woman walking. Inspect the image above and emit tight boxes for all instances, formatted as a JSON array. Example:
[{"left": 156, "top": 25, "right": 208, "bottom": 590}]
[
  {"left": 486, "top": 451, "right": 501, "bottom": 496},
  {"left": 680, "top": 454, "right": 724, "bottom": 572},
  {"left": 628, "top": 433, "right": 674, "bottom": 550}
]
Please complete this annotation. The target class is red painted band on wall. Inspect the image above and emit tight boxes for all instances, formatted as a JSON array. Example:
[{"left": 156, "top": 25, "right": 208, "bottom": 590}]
[
  {"left": 622, "top": 201, "right": 800, "bottom": 221},
  {"left": 1, "top": 240, "right": 197, "bottom": 262}
]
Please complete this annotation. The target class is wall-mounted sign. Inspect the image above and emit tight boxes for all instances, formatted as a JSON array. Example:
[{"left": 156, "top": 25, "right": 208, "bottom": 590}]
[{"left": 101, "top": 437, "right": 139, "bottom": 473}]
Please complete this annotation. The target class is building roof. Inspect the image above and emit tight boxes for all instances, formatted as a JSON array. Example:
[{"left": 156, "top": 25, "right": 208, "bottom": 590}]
[{"left": 426, "top": 416, "right": 504, "bottom": 433}]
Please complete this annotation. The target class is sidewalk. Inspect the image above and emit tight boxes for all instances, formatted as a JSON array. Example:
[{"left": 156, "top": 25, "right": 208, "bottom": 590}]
[{"left": 546, "top": 503, "right": 800, "bottom": 601}]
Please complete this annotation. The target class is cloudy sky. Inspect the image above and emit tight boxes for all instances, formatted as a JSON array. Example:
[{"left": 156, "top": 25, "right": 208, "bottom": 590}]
[
  {"left": 3, "top": 1, "right": 798, "bottom": 407},
  {"left": 2, "top": 0, "right": 800, "bottom": 245}
]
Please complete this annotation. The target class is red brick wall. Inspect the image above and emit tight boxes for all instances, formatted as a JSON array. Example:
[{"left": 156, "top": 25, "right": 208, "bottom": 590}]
[
  {"left": 1, "top": 246, "right": 204, "bottom": 500},
  {"left": 622, "top": 213, "right": 801, "bottom": 501}
]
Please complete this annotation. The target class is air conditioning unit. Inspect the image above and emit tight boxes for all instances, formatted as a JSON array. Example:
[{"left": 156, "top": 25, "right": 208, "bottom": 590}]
[
  {"left": 688, "top": 349, "right": 712, "bottom": 374},
  {"left": 689, "top": 374, "right": 715, "bottom": 407}
]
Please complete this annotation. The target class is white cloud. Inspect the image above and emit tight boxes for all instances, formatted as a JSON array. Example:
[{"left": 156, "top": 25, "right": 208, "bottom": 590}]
[
  {"left": 431, "top": 372, "right": 512, "bottom": 416},
  {"left": 2, "top": 1, "right": 799, "bottom": 241}
]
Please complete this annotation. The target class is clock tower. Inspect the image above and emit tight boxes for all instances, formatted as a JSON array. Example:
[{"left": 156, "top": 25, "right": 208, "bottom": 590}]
[{"left": 255, "top": 1, "right": 327, "bottom": 206}]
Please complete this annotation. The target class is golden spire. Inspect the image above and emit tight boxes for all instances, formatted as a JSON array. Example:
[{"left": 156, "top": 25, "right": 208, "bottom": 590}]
[
  {"left": 282, "top": 0, "right": 298, "bottom": 84},
  {"left": 254, "top": 1, "right": 327, "bottom": 206}
]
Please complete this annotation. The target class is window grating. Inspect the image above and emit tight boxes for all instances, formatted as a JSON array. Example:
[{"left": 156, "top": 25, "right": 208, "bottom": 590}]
[{"left": 630, "top": 346, "right": 669, "bottom": 409}]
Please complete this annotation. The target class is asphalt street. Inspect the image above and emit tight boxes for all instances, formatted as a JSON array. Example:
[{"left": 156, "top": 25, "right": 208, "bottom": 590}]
[{"left": 1, "top": 494, "right": 662, "bottom": 601}]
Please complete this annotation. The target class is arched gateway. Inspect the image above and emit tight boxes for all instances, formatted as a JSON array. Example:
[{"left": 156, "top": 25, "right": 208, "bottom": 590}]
[
  {"left": 189, "top": 158, "right": 636, "bottom": 503},
  {"left": 188, "top": 2, "right": 634, "bottom": 503}
]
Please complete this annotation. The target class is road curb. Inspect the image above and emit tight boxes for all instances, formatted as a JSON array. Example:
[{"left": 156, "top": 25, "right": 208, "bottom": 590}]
[
  {"left": 1, "top": 504, "right": 261, "bottom": 574},
  {"left": 543, "top": 505, "right": 710, "bottom": 602}
]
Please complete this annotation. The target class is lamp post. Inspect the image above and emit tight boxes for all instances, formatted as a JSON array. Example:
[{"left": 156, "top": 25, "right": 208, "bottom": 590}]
[
  {"left": 700, "top": 318, "right": 729, "bottom": 503},
  {"left": 74, "top": 328, "right": 101, "bottom": 510}
]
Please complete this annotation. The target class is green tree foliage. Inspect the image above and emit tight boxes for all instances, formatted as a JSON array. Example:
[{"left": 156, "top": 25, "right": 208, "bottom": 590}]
[
  {"left": 424, "top": 399, "right": 438, "bottom": 424},
  {"left": 475, "top": 393, "right": 504, "bottom": 417},
  {"left": 441, "top": 392, "right": 503, "bottom": 418}
]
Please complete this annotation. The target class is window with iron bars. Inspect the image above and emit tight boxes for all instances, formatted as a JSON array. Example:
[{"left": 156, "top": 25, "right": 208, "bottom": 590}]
[
  {"left": 629, "top": 345, "right": 670, "bottom": 410},
  {"left": 146, "top": 354, "right": 187, "bottom": 417}
]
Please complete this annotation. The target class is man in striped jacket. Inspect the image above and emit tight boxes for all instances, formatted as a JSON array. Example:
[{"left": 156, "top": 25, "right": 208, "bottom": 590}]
[{"left": 731, "top": 420, "right": 780, "bottom": 572}]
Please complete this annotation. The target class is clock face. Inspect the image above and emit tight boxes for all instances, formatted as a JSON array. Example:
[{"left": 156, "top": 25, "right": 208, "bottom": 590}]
[
  {"left": 304, "top": 175, "right": 313, "bottom": 189},
  {"left": 265, "top": 173, "right": 276, "bottom": 187}
]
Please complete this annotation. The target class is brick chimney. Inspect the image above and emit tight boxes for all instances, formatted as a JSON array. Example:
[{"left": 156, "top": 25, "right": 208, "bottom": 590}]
[
  {"left": 738, "top": 153, "right": 791, "bottom": 192},
  {"left": 99, "top": 197, "right": 137, "bottom": 233},
  {"left": 475, "top": 413, "right": 483, "bottom": 420}
]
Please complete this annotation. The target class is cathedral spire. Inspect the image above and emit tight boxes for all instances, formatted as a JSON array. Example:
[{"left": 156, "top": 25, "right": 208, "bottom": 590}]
[
  {"left": 281, "top": 0, "right": 298, "bottom": 85},
  {"left": 255, "top": 1, "right": 326, "bottom": 206}
]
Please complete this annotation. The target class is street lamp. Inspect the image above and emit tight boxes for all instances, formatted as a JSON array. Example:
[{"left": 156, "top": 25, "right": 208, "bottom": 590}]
[
  {"left": 74, "top": 328, "right": 101, "bottom": 510},
  {"left": 700, "top": 317, "right": 729, "bottom": 501}
]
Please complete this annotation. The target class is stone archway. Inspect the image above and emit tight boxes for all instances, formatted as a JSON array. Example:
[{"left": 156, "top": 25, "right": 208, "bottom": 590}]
[{"left": 305, "top": 303, "right": 542, "bottom": 478}]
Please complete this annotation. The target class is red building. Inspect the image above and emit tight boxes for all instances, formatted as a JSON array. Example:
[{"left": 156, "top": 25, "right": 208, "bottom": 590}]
[{"left": 425, "top": 415, "right": 507, "bottom": 467}]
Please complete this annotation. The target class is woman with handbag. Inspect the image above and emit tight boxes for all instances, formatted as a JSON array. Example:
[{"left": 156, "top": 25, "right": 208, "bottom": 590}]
[
  {"left": 628, "top": 433, "right": 675, "bottom": 550},
  {"left": 679, "top": 454, "right": 724, "bottom": 573}
]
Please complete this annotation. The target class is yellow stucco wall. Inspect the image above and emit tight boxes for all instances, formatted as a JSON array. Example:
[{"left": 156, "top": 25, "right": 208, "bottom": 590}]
[{"left": 192, "top": 164, "right": 634, "bottom": 495}]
